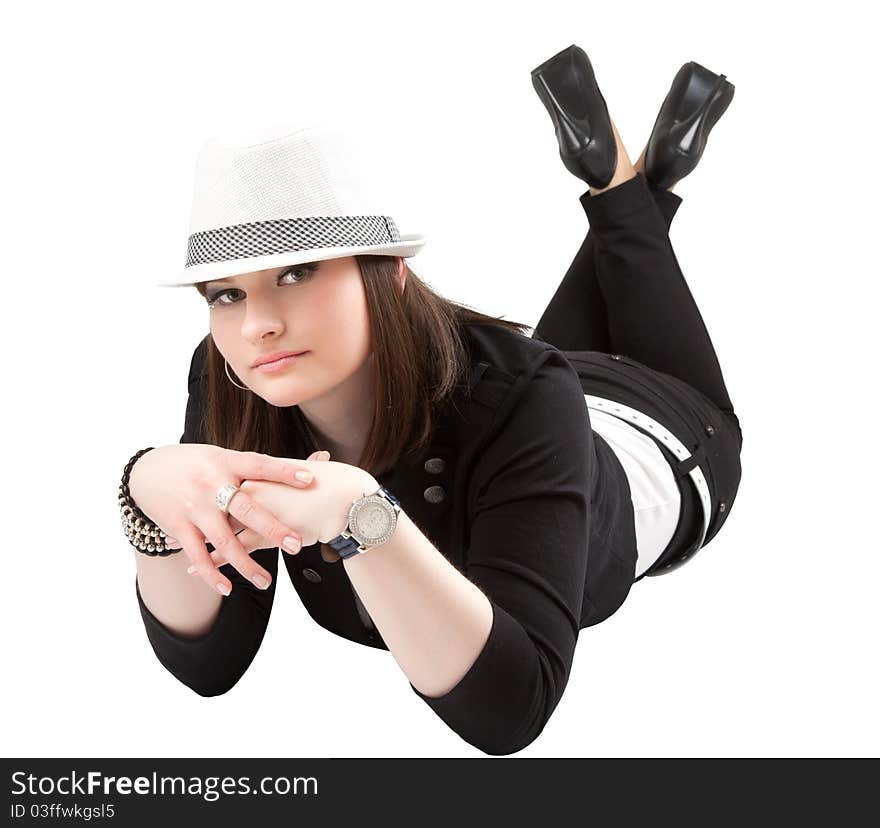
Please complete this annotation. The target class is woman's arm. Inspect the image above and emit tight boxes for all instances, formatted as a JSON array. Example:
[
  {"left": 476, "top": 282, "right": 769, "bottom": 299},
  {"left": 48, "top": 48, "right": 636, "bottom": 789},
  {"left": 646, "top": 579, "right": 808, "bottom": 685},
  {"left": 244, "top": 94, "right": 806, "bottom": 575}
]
[
  {"left": 135, "top": 337, "right": 279, "bottom": 697},
  {"left": 343, "top": 506, "right": 495, "bottom": 698},
  {"left": 343, "top": 349, "right": 592, "bottom": 755},
  {"left": 135, "top": 547, "right": 279, "bottom": 697}
]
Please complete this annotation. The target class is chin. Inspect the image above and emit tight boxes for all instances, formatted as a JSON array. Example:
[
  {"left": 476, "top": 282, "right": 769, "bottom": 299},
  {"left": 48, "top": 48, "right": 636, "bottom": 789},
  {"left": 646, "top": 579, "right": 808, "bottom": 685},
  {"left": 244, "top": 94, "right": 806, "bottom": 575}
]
[
  {"left": 255, "top": 381, "right": 318, "bottom": 409},
  {"left": 260, "top": 389, "right": 308, "bottom": 408}
]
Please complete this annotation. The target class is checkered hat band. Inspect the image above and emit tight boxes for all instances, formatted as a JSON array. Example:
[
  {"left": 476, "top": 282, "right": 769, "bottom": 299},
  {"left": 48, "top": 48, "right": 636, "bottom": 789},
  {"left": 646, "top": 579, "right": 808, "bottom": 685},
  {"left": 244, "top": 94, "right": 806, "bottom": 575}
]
[{"left": 185, "top": 215, "right": 401, "bottom": 268}]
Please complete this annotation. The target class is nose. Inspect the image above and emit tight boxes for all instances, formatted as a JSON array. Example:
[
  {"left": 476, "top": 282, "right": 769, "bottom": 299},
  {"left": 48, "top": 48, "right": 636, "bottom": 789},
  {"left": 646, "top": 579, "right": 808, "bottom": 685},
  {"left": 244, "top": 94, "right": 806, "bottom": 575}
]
[{"left": 240, "top": 295, "right": 286, "bottom": 341}]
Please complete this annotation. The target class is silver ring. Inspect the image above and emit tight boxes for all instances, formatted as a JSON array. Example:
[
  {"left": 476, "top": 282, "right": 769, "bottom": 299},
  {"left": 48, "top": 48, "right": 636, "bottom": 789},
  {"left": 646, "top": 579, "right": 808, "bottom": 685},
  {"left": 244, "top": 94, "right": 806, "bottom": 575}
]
[{"left": 216, "top": 483, "right": 240, "bottom": 513}]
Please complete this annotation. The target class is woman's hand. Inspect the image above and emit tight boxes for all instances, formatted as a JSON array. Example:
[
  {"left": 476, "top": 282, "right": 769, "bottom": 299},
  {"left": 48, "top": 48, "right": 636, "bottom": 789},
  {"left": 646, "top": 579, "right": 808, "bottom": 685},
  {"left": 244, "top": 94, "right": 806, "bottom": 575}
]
[
  {"left": 181, "top": 450, "right": 379, "bottom": 570},
  {"left": 128, "top": 443, "right": 319, "bottom": 595},
  {"left": 226, "top": 449, "right": 331, "bottom": 536}
]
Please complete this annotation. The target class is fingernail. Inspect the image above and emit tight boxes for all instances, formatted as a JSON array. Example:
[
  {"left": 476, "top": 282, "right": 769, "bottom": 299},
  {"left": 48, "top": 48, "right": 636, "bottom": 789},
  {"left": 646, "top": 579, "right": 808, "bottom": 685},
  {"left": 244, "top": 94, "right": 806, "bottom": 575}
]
[
  {"left": 295, "top": 470, "right": 312, "bottom": 483},
  {"left": 216, "top": 582, "right": 230, "bottom": 596},
  {"left": 283, "top": 535, "right": 302, "bottom": 553},
  {"left": 252, "top": 574, "right": 270, "bottom": 590},
  {"left": 320, "top": 451, "right": 330, "bottom": 460},
  {"left": 186, "top": 565, "right": 196, "bottom": 574}
]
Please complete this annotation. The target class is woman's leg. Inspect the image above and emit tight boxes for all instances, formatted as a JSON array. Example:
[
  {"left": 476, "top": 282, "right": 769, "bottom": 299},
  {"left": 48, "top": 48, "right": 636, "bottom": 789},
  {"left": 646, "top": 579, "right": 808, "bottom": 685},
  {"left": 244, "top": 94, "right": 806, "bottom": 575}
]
[
  {"left": 583, "top": 179, "right": 735, "bottom": 413},
  {"left": 532, "top": 173, "right": 681, "bottom": 353},
  {"left": 536, "top": 115, "right": 736, "bottom": 415},
  {"left": 533, "top": 120, "right": 683, "bottom": 355}
]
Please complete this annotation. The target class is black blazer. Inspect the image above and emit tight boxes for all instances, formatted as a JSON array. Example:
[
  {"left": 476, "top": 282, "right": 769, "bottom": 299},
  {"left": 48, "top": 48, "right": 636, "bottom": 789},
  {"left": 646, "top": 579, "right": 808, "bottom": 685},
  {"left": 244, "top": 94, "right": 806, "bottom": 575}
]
[{"left": 136, "top": 322, "right": 639, "bottom": 755}]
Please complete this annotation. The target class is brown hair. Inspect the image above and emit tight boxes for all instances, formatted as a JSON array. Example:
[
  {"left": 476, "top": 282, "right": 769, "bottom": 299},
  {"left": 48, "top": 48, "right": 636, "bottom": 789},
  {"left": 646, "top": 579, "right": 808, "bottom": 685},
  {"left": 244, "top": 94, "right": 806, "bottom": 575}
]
[{"left": 192, "top": 254, "right": 531, "bottom": 478}]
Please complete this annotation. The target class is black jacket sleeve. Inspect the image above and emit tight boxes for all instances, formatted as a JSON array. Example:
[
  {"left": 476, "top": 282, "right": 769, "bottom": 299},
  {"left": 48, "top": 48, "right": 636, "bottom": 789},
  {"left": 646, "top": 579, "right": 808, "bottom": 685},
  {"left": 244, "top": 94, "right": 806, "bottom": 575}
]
[
  {"left": 408, "top": 349, "right": 592, "bottom": 755},
  {"left": 135, "top": 337, "right": 279, "bottom": 696}
]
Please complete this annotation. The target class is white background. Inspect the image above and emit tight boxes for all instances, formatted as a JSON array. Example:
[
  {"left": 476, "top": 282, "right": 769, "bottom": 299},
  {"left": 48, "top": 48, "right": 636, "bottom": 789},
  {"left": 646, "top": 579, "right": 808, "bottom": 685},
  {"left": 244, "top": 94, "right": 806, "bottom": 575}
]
[{"left": 3, "top": 1, "right": 878, "bottom": 758}]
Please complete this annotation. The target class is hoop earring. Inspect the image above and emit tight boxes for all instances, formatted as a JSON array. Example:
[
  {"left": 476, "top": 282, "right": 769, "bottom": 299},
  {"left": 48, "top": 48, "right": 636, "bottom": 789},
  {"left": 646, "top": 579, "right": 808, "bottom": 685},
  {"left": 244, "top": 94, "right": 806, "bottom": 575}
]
[{"left": 224, "top": 358, "right": 251, "bottom": 391}]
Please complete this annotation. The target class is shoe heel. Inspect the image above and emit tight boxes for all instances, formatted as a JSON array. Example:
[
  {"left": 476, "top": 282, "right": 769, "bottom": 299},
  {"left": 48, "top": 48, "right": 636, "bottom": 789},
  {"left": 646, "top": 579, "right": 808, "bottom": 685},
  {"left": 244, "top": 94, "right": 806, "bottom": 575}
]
[{"left": 669, "top": 73, "right": 733, "bottom": 155}]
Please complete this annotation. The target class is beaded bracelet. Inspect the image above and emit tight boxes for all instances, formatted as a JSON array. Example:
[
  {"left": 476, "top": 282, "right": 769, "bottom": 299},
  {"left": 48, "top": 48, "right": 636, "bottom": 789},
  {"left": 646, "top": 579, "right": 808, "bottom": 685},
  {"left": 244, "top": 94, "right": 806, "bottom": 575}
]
[{"left": 119, "top": 447, "right": 180, "bottom": 556}]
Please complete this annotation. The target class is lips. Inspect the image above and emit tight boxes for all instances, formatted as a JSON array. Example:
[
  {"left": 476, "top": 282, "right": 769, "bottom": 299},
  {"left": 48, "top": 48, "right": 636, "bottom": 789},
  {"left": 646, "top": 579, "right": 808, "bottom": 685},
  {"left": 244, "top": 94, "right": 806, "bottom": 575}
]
[{"left": 252, "top": 350, "right": 306, "bottom": 368}]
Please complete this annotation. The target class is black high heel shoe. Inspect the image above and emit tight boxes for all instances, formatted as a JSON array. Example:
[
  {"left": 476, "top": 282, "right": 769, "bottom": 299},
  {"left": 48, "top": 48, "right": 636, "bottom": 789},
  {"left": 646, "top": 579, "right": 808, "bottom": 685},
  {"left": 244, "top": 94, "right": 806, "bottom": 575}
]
[
  {"left": 644, "top": 62, "right": 735, "bottom": 190},
  {"left": 530, "top": 44, "right": 617, "bottom": 189}
]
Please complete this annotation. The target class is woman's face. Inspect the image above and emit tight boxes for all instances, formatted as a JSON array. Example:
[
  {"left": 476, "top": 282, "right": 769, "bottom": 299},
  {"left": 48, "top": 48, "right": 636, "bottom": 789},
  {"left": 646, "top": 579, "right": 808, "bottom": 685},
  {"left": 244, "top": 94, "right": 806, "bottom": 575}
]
[{"left": 204, "top": 255, "right": 372, "bottom": 407}]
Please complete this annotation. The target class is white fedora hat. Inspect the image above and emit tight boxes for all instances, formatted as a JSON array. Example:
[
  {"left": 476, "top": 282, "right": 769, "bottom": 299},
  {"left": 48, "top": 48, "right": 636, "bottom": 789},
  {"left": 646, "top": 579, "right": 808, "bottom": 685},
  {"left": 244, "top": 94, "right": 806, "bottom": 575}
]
[{"left": 157, "top": 119, "right": 427, "bottom": 288}]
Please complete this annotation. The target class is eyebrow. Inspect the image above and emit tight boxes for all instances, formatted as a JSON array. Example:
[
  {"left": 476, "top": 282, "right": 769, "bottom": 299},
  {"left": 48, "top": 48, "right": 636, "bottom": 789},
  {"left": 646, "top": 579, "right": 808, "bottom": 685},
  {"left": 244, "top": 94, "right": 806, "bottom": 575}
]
[{"left": 203, "top": 261, "right": 320, "bottom": 290}]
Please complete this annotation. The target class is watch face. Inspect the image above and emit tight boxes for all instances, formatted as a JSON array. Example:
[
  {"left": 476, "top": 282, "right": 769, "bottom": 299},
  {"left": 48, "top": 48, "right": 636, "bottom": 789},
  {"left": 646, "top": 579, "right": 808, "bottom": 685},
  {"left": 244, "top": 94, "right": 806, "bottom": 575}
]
[{"left": 352, "top": 498, "right": 395, "bottom": 544}]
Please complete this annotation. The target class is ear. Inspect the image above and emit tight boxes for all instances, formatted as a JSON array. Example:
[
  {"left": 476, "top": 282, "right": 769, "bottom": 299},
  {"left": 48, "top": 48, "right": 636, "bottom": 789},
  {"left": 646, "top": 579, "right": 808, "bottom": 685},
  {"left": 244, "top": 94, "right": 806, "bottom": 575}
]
[{"left": 397, "top": 257, "right": 407, "bottom": 295}]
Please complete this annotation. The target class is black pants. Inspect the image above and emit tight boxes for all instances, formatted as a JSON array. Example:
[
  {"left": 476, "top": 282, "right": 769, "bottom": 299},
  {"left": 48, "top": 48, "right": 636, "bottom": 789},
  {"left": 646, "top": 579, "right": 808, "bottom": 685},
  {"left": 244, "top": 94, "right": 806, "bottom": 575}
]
[{"left": 532, "top": 172, "right": 743, "bottom": 576}]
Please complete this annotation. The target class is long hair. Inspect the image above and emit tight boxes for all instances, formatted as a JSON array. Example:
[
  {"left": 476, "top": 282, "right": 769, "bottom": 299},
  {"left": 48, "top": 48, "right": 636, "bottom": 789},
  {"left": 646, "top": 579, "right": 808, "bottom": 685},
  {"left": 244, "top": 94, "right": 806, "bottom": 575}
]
[{"left": 192, "top": 254, "right": 531, "bottom": 477}]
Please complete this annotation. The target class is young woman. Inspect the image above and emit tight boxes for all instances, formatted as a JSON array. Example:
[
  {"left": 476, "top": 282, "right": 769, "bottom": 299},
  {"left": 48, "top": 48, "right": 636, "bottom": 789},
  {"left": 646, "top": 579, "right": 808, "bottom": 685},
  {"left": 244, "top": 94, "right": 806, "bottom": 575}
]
[{"left": 121, "top": 45, "right": 743, "bottom": 756}]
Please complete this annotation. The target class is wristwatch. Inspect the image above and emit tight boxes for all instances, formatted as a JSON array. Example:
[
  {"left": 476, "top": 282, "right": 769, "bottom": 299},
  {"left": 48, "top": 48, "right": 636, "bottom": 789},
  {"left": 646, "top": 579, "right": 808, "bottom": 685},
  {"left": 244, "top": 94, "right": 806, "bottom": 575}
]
[{"left": 327, "top": 484, "right": 402, "bottom": 559}]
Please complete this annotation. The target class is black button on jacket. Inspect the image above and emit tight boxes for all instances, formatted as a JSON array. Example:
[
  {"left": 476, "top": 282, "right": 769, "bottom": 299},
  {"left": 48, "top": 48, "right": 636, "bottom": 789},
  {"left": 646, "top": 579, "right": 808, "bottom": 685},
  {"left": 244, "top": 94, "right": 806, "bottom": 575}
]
[{"left": 135, "top": 322, "right": 638, "bottom": 755}]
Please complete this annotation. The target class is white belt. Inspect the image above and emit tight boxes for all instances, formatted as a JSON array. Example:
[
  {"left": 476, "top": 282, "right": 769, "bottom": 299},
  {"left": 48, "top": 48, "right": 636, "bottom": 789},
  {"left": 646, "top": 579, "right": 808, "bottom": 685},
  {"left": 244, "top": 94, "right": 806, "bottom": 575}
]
[{"left": 584, "top": 394, "right": 712, "bottom": 554}]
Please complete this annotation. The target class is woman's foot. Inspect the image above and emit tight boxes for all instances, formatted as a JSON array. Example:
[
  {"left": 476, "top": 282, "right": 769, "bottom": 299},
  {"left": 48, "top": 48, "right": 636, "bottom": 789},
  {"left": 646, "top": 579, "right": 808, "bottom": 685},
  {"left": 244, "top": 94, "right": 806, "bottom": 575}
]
[
  {"left": 643, "top": 61, "right": 735, "bottom": 191},
  {"left": 530, "top": 44, "right": 618, "bottom": 190}
]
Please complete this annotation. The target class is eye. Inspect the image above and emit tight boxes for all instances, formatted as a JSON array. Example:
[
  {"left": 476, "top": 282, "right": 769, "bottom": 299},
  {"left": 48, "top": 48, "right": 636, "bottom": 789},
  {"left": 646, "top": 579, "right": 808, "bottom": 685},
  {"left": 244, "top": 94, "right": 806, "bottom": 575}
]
[{"left": 206, "top": 263, "right": 319, "bottom": 308}]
